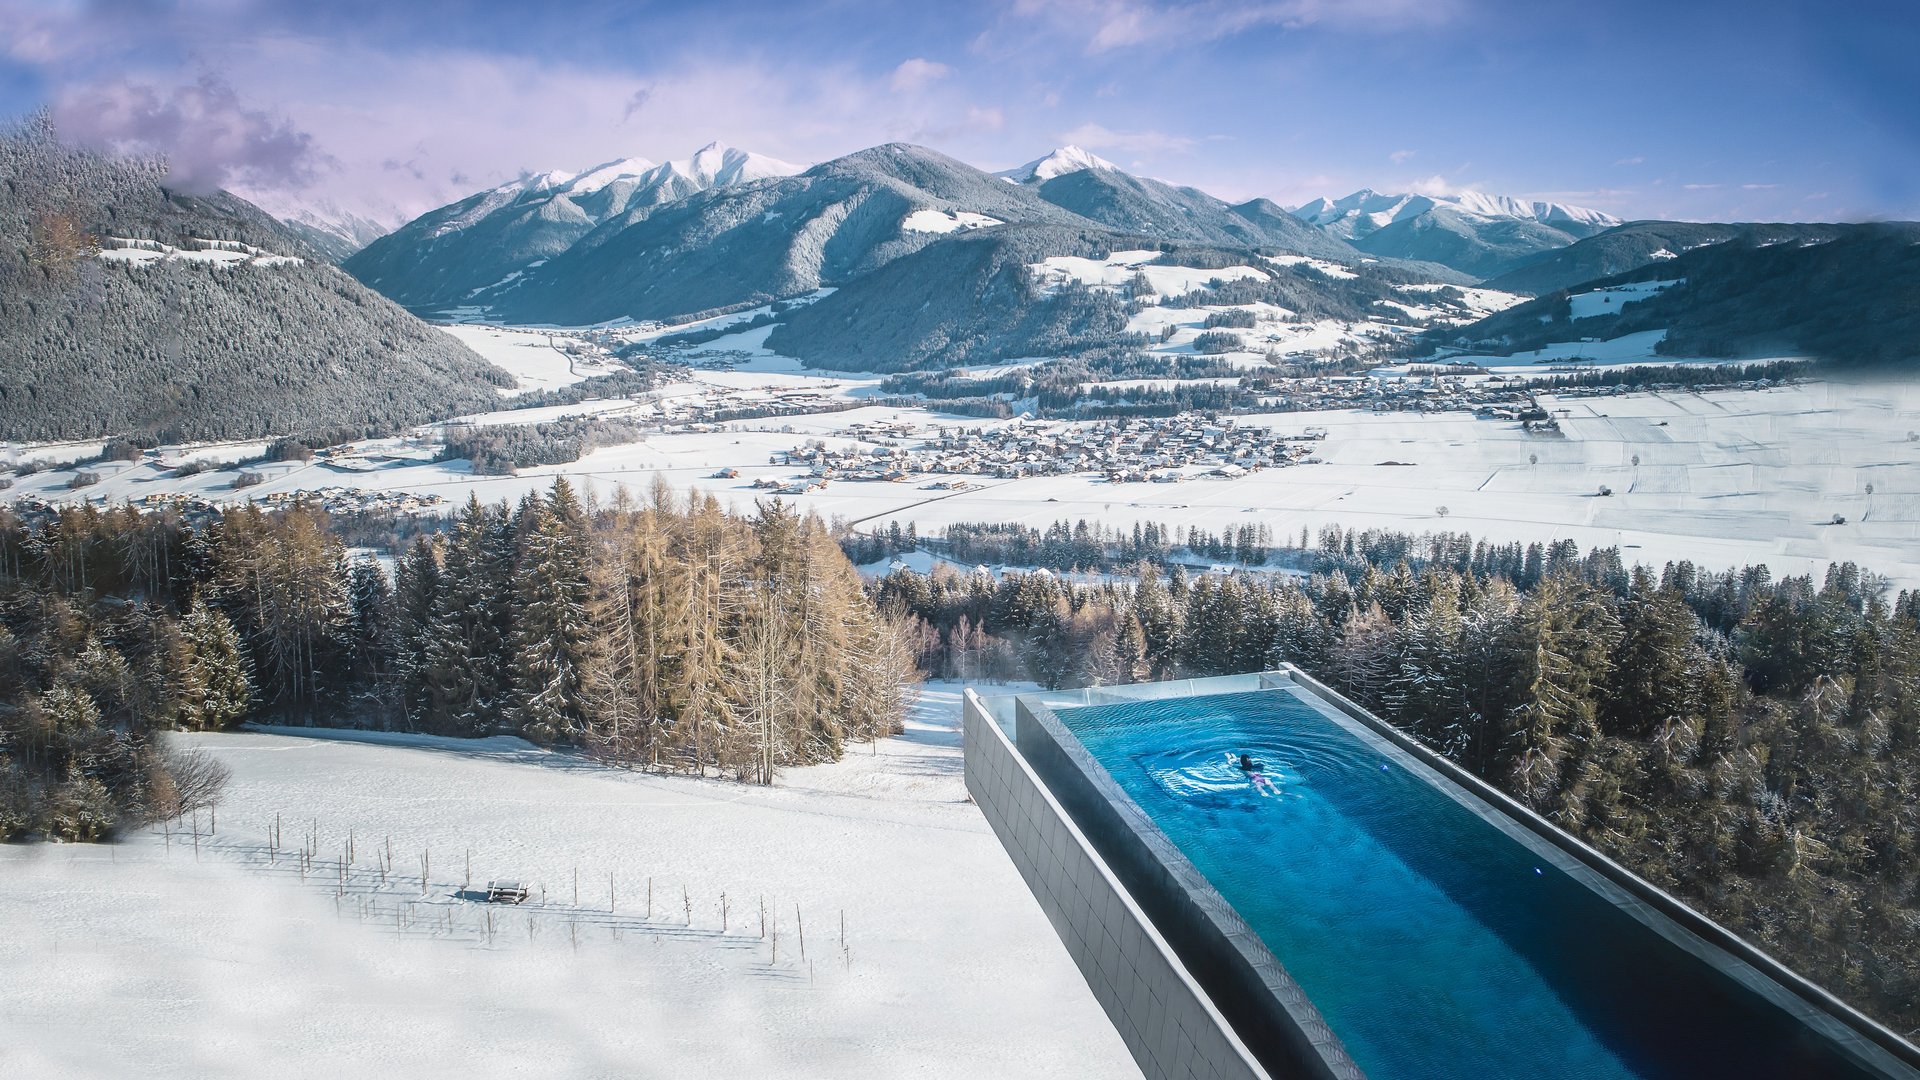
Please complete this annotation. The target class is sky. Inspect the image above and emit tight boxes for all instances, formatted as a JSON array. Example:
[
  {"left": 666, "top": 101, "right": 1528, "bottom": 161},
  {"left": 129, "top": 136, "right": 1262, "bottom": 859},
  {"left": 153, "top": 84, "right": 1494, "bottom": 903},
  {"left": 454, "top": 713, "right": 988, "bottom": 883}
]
[{"left": 3, "top": 0, "right": 1917, "bottom": 227}]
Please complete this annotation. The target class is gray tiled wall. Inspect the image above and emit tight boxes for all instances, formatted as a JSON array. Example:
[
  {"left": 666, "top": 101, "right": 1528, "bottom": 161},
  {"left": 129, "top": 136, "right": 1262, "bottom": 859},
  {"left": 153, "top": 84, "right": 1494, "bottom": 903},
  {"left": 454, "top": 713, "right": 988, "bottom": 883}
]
[{"left": 963, "top": 691, "right": 1272, "bottom": 1080}]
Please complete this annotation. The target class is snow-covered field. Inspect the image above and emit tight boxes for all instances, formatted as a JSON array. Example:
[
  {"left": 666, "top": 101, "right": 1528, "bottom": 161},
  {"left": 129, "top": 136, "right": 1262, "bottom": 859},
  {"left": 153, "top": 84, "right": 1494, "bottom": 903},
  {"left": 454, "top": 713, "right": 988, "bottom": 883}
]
[
  {"left": 0, "top": 684, "right": 1136, "bottom": 1080},
  {"left": 441, "top": 324, "right": 628, "bottom": 395},
  {"left": 1031, "top": 250, "right": 1268, "bottom": 297},
  {"left": 99, "top": 237, "right": 304, "bottom": 268},
  {"left": 8, "top": 376, "right": 1919, "bottom": 589},
  {"left": 1567, "top": 279, "right": 1680, "bottom": 321},
  {"left": 902, "top": 209, "right": 1002, "bottom": 233}
]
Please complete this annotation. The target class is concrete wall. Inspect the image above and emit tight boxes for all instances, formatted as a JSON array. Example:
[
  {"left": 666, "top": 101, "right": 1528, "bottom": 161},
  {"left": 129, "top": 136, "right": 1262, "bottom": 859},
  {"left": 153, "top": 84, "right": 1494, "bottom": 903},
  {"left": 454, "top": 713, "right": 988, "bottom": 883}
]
[{"left": 962, "top": 690, "right": 1273, "bottom": 1080}]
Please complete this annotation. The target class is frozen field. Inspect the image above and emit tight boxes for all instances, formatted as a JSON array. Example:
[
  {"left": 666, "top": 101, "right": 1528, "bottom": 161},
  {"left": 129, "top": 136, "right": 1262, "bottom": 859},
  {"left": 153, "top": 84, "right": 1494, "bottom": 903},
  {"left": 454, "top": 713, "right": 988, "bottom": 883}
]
[
  {"left": 441, "top": 324, "right": 628, "bottom": 395},
  {"left": 8, "top": 357, "right": 1918, "bottom": 588},
  {"left": 0, "top": 685, "right": 1135, "bottom": 1080}
]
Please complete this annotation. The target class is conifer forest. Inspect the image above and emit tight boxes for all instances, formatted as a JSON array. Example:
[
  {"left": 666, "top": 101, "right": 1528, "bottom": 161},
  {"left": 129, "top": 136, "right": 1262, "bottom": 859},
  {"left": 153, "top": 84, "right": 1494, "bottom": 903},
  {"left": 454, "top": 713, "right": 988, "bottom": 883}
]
[{"left": 0, "top": 479, "right": 917, "bottom": 842}]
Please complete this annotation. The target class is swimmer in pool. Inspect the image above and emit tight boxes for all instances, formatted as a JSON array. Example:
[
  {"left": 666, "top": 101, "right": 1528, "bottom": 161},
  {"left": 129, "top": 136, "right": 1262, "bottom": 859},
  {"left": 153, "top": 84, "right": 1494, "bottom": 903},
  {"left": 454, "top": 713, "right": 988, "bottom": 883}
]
[{"left": 1230, "top": 752, "right": 1278, "bottom": 795}]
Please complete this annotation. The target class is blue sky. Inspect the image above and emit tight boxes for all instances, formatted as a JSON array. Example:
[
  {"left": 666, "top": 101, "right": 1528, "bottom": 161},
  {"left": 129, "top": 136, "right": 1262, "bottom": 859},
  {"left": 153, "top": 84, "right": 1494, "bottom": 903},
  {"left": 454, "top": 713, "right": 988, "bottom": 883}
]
[{"left": 3, "top": 0, "right": 1916, "bottom": 224}]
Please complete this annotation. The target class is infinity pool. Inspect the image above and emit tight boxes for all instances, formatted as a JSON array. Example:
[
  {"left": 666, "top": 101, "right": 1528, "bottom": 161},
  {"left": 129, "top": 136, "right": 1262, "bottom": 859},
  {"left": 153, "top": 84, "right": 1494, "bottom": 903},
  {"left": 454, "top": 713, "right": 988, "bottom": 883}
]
[{"left": 1054, "top": 687, "right": 1882, "bottom": 1080}]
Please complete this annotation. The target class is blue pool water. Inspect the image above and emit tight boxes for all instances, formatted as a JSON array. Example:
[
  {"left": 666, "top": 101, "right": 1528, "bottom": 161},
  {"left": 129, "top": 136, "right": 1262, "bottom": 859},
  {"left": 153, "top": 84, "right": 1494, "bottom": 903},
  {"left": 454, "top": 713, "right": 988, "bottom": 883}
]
[{"left": 1055, "top": 688, "right": 1880, "bottom": 1080}]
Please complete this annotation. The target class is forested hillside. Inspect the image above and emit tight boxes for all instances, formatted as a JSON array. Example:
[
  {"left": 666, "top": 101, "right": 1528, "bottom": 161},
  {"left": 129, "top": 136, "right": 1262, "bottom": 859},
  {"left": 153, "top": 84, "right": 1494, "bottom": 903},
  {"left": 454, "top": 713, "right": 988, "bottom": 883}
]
[
  {"left": 1438, "top": 224, "right": 1920, "bottom": 368},
  {"left": 0, "top": 481, "right": 916, "bottom": 840},
  {"left": 0, "top": 116, "right": 512, "bottom": 442},
  {"left": 1482, "top": 222, "right": 1848, "bottom": 296},
  {"left": 875, "top": 533, "right": 1920, "bottom": 1033},
  {"left": 764, "top": 229, "right": 1451, "bottom": 372}
]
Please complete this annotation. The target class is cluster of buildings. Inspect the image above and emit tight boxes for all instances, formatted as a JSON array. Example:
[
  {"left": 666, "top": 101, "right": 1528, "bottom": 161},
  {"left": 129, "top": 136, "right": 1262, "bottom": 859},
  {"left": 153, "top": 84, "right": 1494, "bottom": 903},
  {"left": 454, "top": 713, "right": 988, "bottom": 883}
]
[
  {"left": 1252, "top": 373, "right": 1544, "bottom": 415},
  {"left": 760, "top": 414, "right": 1316, "bottom": 487},
  {"left": 251, "top": 488, "right": 448, "bottom": 515},
  {"left": 928, "top": 416, "right": 1313, "bottom": 483},
  {"left": 5, "top": 487, "right": 447, "bottom": 518}
]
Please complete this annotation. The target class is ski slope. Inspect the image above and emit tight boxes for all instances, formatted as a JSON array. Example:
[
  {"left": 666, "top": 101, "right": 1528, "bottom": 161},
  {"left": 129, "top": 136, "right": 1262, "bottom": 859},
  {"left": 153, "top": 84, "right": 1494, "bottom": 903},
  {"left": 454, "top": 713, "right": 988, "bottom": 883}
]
[{"left": 0, "top": 685, "right": 1136, "bottom": 1080}]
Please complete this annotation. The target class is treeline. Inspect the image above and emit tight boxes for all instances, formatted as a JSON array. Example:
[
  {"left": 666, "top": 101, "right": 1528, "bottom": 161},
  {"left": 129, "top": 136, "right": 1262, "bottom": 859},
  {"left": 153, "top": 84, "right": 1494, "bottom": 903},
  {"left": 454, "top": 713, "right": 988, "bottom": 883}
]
[
  {"left": 873, "top": 540, "right": 1920, "bottom": 1031},
  {"left": 0, "top": 480, "right": 916, "bottom": 837},
  {"left": 916, "top": 518, "right": 1275, "bottom": 572},
  {"left": 1527, "top": 359, "right": 1811, "bottom": 392},
  {"left": 440, "top": 418, "right": 650, "bottom": 475}
]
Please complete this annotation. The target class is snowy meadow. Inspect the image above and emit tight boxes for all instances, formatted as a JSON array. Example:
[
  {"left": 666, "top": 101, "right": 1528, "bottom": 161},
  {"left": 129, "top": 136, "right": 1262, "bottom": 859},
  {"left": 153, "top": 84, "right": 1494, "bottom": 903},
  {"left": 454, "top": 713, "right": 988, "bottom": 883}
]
[{"left": 0, "top": 685, "right": 1135, "bottom": 1079}]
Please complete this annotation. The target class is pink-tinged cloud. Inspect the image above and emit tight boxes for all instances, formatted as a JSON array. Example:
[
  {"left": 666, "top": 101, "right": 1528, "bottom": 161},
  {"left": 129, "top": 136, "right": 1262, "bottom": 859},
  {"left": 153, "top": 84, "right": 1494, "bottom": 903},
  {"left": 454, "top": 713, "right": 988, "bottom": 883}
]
[
  {"left": 54, "top": 75, "right": 335, "bottom": 193},
  {"left": 889, "top": 58, "right": 952, "bottom": 93}
]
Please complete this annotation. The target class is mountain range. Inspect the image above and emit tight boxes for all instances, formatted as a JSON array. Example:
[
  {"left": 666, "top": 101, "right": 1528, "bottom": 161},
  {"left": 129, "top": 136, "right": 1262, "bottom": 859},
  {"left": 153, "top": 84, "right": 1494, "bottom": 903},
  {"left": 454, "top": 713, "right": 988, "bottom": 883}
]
[
  {"left": 339, "top": 141, "right": 1631, "bottom": 334},
  {"left": 328, "top": 139, "right": 1920, "bottom": 374},
  {"left": 1290, "top": 188, "right": 1621, "bottom": 280},
  {"left": 343, "top": 141, "right": 1499, "bottom": 370},
  {"left": 345, "top": 141, "right": 800, "bottom": 313}
]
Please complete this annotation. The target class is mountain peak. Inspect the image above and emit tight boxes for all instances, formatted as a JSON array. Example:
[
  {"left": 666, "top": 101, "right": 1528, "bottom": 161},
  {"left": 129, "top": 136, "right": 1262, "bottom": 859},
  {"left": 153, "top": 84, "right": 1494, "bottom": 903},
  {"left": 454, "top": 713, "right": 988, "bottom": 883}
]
[
  {"left": 671, "top": 142, "right": 801, "bottom": 187},
  {"left": 996, "top": 145, "right": 1121, "bottom": 184},
  {"left": 495, "top": 169, "right": 577, "bottom": 196},
  {"left": 562, "top": 157, "right": 658, "bottom": 195}
]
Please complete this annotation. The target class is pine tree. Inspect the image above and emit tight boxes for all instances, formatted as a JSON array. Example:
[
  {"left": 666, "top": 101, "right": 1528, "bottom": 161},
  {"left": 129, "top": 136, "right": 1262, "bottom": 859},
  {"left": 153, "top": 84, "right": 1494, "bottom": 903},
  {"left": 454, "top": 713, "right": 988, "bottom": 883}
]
[
  {"left": 180, "top": 596, "right": 251, "bottom": 730},
  {"left": 393, "top": 535, "right": 442, "bottom": 722},
  {"left": 345, "top": 557, "right": 400, "bottom": 721},
  {"left": 1497, "top": 575, "right": 1619, "bottom": 819},
  {"left": 506, "top": 483, "right": 597, "bottom": 743},
  {"left": 420, "top": 496, "right": 511, "bottom": 735}
]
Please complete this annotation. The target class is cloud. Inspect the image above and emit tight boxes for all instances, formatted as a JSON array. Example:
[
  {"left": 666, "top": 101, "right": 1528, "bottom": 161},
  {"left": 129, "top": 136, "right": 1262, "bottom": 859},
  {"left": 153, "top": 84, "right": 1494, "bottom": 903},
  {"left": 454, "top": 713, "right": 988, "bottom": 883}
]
[
  {"left": 1406, "top": 173, "right": 1461, "bottom": 196},
  {"left": 52, "top": 74, "right": 335, "bottom": 193},
  {"left": 1056, "top": 122, "right": 1195, "bottom": 155},
  {"left": 1010, "top": 0, "right": 1463, "bottom": 54},
  {"left": 619, "top": 87, "right": 652, "bottom": 123},
  {"left": 1683, "top": 183, "right": 1721, "bottom": 190},
  {"left": 1614, "top": 155, "right": 1644, "bottom": 166},
  {"left": 965, "top": 105, "right": 1006, "bottom": 133},
  {"left": 1741, "top": 182, "right": 1778, "bottom": 190},
  {"left": 1388, "top": 148, "right": 1416, "bottom": 165},
  {"left": 889, "top": 58, "right": 952, "bottom": 93}
]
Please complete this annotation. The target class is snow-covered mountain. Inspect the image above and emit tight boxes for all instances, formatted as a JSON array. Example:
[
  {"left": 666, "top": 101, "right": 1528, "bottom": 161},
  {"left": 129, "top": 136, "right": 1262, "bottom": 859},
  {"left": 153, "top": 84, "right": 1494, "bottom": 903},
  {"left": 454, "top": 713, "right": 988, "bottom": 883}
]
[
  {"left": 344, "top": 140, "right": 1483, "bottom": 370},
  {"left": 1291, "top": 188, "right": 1623, "bottom": 279},
  {"left": 987, "top": 146, "right": 1363, "bottom": 259},
  {"left": 275, "top": 203, "right": 400, "bottom": 263},
  {"left": 345, "top": 141, "right": 799, "bottom": 313},
  {"left": 994, "top": 145, "right": 1120, "bottom": 184},
  {"left": 1293, "top": 188, "right": 1620, "bottom": 239}
]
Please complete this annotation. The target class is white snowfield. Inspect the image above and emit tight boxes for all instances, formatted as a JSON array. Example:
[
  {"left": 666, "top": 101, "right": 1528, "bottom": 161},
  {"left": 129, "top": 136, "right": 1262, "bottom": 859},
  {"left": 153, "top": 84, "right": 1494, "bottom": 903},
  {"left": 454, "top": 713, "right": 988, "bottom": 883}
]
[
  {"left": 440, "top": 324, "right": 629, "bottom": 396},
  {"left": 1263, "top": 254, "right": 1359, "bottom": 280},
  {"left": 1030, "top": 250, "right": 1267, "bottom": 297},
  {"left": 995, "top": 145, "right": 1121, "bottom": 184},
  {"left": 901, "top": 209, "right": 1003, "bottom": 234},
  {"left": 1567, "top": 279, "right": 1680, "bottom": 321},
  {"left": 98, "top": 237, "right": 304, "bottom": 268},
  {"left": 0, "top": 684, "right": 1138, "bottom": 1080},
  {"left": 1394, "top": 282, "right": 1525, "bottom": 317},
  {"left": 8, "top": 377, "right": 1919, "bottom": 590}
]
